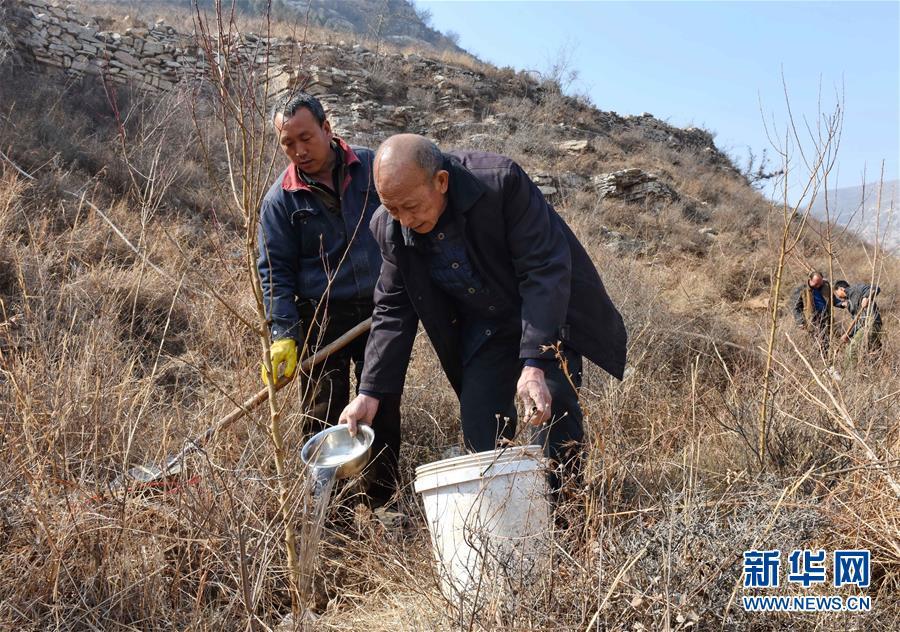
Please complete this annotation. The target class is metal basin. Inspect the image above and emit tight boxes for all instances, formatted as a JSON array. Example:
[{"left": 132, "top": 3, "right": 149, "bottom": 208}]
[{"left": 300, "top": 424, "right": 374, "bottom": 479}]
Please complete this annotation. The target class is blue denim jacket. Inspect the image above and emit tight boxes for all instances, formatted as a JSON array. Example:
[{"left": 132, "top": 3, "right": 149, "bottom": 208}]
[{"left": 257, "top": 140, "right": 382, "bottom": 341}]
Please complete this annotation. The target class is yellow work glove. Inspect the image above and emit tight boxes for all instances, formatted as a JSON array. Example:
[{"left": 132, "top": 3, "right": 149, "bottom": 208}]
[{"left": 261, "top": 338, "right": 298, "bottom": 385}]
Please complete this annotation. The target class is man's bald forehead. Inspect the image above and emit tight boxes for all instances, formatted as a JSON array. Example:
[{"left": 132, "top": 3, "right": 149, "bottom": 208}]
[{"left": 375, "top": 134, "right": 443, "bottom": 178}]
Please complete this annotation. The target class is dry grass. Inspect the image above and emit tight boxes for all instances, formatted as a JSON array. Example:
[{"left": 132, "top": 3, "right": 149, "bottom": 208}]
[{"left": 1, "top": 33, "right": 899, "bottom": 632}]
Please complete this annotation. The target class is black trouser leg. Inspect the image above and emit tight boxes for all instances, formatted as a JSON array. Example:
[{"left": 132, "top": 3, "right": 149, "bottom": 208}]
[
  {"left": 346, "top": 317, "right": 402, "bottom": 507},
  {"left": 355, "top": 372, "right": 402, "bottom": 505},
  {"left": 810, "top": 317, "right": 830, "bottom": 358},
  {"left": 303, "top": 350, "right": 350, "bottom": 430},
  {"left": 459, "top": 333, "right": 585, "bottom": 491},
  {"left": 530, "top": 351, "right": 585, "bottom": 493},
  {"left": 530, "top": 351, "right": 584, "bottom": 457},
  {"left": 459, "top": 334, "right": 520, "bottom": 452},
  {"left": 299, "top": 301, "right": 402, "bottom": 505}
]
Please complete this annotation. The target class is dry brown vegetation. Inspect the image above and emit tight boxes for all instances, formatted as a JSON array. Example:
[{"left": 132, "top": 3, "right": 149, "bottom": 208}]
[{"left": 1, "top": 6, "right": 899, "bottom": 631}]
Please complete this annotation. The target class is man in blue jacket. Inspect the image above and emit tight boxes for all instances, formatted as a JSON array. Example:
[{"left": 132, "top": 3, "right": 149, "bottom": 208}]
[
  {"left": 791, "top": 270, "right": 838, "bottom": 355},
  {"left": 256, "top": 92, "right": 400, "bottom": 506},
  {"left": 339, "top": 134, "right": 627, "bottom": 489}
]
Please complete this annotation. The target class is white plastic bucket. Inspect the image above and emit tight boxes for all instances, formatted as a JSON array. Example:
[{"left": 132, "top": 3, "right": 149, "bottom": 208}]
[{"left": 414, "top": 445, "right": 551, "bottom": 605}]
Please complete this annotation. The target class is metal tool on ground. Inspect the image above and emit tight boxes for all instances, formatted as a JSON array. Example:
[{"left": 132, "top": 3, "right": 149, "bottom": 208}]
[{"left": 113, "top": 318, "right": 373, "bottom": 491}]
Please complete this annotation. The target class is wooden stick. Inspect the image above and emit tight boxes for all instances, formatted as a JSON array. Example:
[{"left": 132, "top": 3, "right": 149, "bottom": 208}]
[
  {"left": 211, "top": 317, "right": 372, "bottom": 442},
  {"left": 122, "top": 318, "right": 372, "bottom": 485},
  {"left": 842, "top": 308, "right": 864, "bottom": 339}
]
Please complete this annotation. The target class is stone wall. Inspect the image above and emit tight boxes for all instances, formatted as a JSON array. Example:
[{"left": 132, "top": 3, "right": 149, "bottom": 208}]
[
  {"left": 5, "top": 0, "right": 302, "bottom": 93},
  {"left": 3, "top": 0, "right": 507, "bottom": 140},
  {"left": 3, "top": 0, "right": 496, "bottom": 99},
  {"left": 4, "top": 0, "right": 733, "bottom": 169}
]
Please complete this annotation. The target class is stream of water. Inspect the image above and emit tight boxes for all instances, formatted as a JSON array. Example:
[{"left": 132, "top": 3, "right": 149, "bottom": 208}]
[{"left": 297, "top": 465, "right": 338, "bottom": 605}]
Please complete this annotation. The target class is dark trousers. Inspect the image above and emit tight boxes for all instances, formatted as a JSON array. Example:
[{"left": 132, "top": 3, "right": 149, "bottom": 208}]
[
  {"left": 847, "top": 320, "right": 883, "bottom": 364},
  {"left": 809, "top": 314, "right": 832, "bottom": 357},
  {"left": 459, "top": 331, "right": 585, "bottom": 489},
  {"left": 298, "top": 300, "right": 401, "bottom": 505}
]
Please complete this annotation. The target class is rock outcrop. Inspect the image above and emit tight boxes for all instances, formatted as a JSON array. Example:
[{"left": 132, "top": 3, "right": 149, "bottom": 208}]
[
  {"left": 593, "top": 168, "right": 678, "bottom": 204},
  {"left": 4, "top": 0, "right": 519, "bottom": 141},
  {"left": 557, "top": 139, "right": 592, "bottom": 155},
  {"left": 281, "top": 0, "right": 462, "bottom": 53},
  {"left": 4, "top": 0, "right": 739, "bottom": 179}
]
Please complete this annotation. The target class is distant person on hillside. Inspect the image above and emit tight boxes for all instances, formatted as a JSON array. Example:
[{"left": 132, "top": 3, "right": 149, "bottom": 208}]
[
  {"left": 833, "top": 280, "right": 883, "bottom": 362},
  {"left": 791, "top": 270, "right": 838, "bottom": 355},
  {"left": 256, "top": 92, "right": 400, "bottom": 507},
  {"left": 337, "top": 134, "right": 627, "bottom": 492}
]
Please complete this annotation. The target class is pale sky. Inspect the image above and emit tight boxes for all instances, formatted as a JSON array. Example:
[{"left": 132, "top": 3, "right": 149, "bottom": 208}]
[{"left": 420, "top": 1, "right": 900, "bottom": 203}]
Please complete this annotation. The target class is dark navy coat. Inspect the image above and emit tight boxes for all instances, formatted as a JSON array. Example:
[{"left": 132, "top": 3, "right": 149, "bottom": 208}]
[
  {"left": 256, "top": 139, "right": 383, "bottom": 341},
  {"left": 359, "top": 151, "right": 627, "bottom": 395},
  {"left": 838, "top": 284, "right": 883, "bottom": 336}
]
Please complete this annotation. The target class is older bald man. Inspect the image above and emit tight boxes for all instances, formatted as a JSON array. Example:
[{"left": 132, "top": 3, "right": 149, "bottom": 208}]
[{"left": 340, "top": 134, "right": 627, "bottom": 485}]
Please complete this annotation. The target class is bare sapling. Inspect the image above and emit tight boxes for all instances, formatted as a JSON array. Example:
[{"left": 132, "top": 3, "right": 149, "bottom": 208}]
[
  {"left": 190, "top": 0, "right": 304, "bottom": 616},
  {"left": 756, "top": 79, "right": 843, "bottom": 469}
]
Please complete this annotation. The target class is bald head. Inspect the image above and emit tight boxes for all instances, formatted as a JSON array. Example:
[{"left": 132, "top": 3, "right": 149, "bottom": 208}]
[
  {"left": 808, "top": 271, "right": 824, "bottom": 289},
  {"left": 374, "top": 134, "right": 449, "bottom": 234},
  {"left": 375, "top": 134, "right": 443, "bottom": 182}
]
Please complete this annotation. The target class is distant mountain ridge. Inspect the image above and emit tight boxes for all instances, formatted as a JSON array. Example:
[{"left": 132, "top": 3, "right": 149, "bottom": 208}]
[{"left": 810, "top": 180, "right": 900, "bottom": 253}]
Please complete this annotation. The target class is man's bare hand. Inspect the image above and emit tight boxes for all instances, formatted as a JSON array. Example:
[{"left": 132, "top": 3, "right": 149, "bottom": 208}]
[
  {"left": 516, "top": 365, "right": 552, "bottom": 426},
  {"left": 339, "top": 394, "right": 380, "bottom": 437}
]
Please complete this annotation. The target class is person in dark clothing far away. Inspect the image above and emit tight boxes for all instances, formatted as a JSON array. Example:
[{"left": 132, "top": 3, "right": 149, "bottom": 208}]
[
  {"left": 338, "top": 134, "right": 627, "bottom": 488},
  {"left": 256, "top": 92, "right": 400, "bottom": 507},
  {"left": 790, "top": 270, "right": 838, "bottom": 355},
  {"left": 833, "top": 280, "right": 883, "bottom": 362}
]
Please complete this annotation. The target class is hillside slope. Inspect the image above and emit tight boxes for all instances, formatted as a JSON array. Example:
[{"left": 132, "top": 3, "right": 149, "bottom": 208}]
[
  {"left": 0, "top": 1, "right": 897, "bottom": 630},
  {"left": 110, "top": 0, "right": 463, "bottom": 51},
  {"left": 278, "top": 0, "right": 462, "bottom": 51}
]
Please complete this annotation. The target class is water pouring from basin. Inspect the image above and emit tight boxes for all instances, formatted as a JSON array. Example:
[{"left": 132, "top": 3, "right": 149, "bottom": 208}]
[
  {"left": 302, "top": 424, "right": 374, "bottom": 472},
  {"left": 297, "top": 424, "right": 375, "bottom": 604},
  {"left": 301, "top": 424, "right": 374, "bottom": 495}
]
